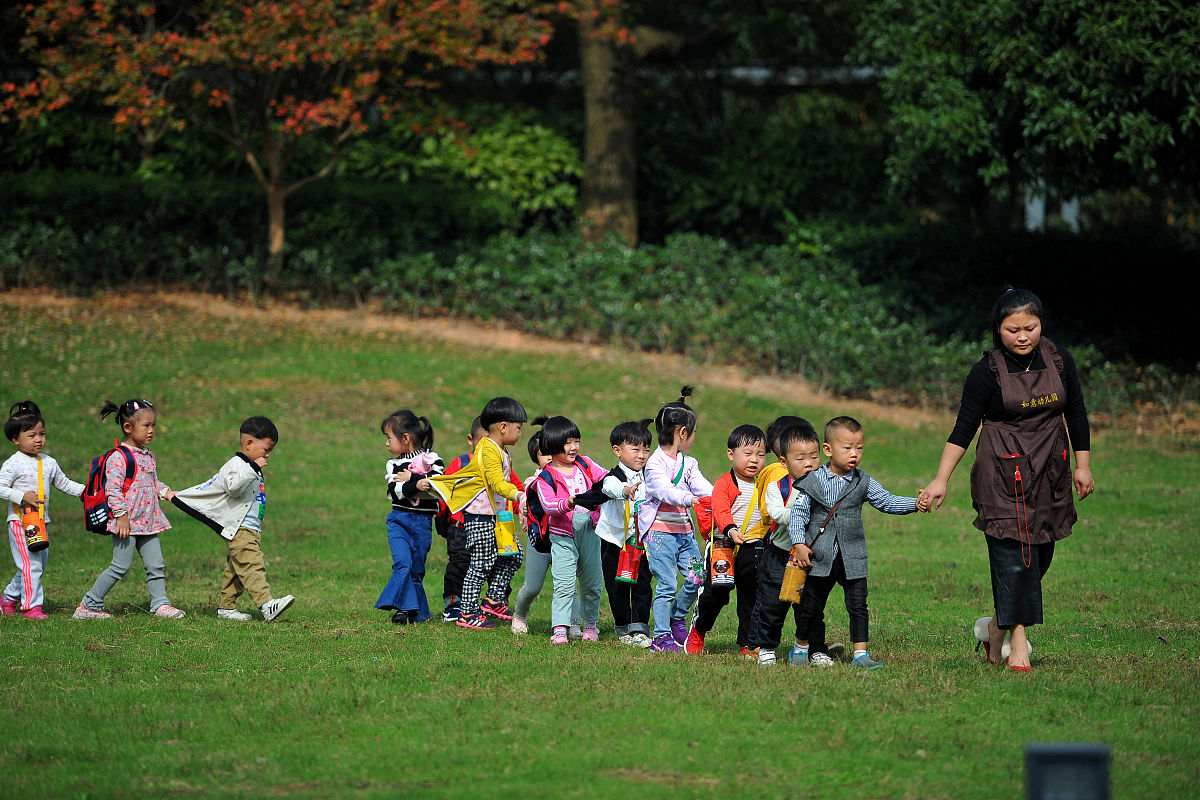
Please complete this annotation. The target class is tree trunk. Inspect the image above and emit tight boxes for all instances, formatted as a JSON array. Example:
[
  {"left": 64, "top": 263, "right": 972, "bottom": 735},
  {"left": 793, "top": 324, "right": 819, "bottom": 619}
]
[
  {"left": 267, "top": 183, "right": 286, "bottom": 257},
  {"left": 579, "top": 16, "right": 638, "bottom": 247}
]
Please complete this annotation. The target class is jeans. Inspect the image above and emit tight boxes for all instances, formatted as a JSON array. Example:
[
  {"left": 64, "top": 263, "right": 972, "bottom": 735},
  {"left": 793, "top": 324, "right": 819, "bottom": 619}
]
[
  {"left": 82, "top": 533, "right": 170, "bottom": 612},
  {"left": 375, "top": 510, "right": 433, "bottom": 621},
  {"left": 643, "top": 529, "right": 703, "bottom": 638}
]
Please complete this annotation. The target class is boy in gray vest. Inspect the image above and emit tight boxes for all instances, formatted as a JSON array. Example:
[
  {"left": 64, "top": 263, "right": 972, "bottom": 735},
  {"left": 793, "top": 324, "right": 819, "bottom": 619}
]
[{"left": 788, "top": 416, "right": 929, "bottom": 669}]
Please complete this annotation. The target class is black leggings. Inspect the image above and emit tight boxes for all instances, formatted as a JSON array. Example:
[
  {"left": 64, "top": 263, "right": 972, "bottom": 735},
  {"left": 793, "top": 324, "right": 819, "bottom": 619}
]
[{"left": 793, "top": 552, "right": 869, "bottom": 649}]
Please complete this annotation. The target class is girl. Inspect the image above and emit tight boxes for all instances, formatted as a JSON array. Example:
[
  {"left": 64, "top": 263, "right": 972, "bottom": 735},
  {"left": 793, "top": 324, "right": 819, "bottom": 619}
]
[
  {"left": 512, "top": 418, "right": 584, "bottom": 637},
  {"left": 528, "top": 416, "right": 609, "bottom": 643},
  {"left": 1, "top": 401, "right": 85, "bottom": 619},
  {"left": 75, "top": 399, "right": 184, "bottom": 619},
  {"left": 376, "top": 410, "right": 444, "bottom": 624},
  {"left": 639, "top": 387, "right": 714, "bottom": 652}
]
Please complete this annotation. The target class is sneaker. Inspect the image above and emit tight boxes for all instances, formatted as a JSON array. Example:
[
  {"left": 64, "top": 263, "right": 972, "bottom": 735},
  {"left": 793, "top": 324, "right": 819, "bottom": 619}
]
[
  {"left": 826, "top": 642, "right": 847, "bottom": 661},
  {"left": 442, "top": 601, "right": 462, "bottom": 623},
  {"left": 391, "top": 610, "right": 410, "bottom": 625},
  {"left": 618, "top": 633, "right": 638, "bottom": 645},
  {"left": 809, "top": 652, "right": 836, "bottom": 668},
  {"left": 455, "top": 611, "right": 494, "bottom": 629},
  {"left": 1, "top": 598, "right": 19, "bottom": 616},
  {"left": 511, "top": 614, "right": 529, "bottom": 635},
  {"left": 217, "top": 608, "right": 253, "bottom": 621},
  {"left": 480, "top": 597, "right": 513, "bottom": 620},
  {"left": 758, "top": 649, "right": 777, "bottom": 666},
  {"left": 740, "top": 646, "right": 759, "bottom": 661},
  {"left": 651, "top": 633, "right": 682, "bottom": 652},
  {"left": 551, "top": 627, "right": 569, "bottom": 644},
  {"left": 23, "top": 606, "right": 48, "bottom": 619},
  {"left": 569, "top": 622, "right": 583, "bottom": 640},
  {"left": 631, "top": 632, "right": 653, "bottom": 648},
  {"left": 684, "top": 627, "right": 705, "bottom": 654},
  {"left": 581, "top": 625, "right": 599, "bottom": 643},
  {"left": 260, "top": 594, "right": 295, "bottom": 622},
  {"left": 787, "top": 645, "right": 809, "bottom": 666},
  {"left": 670, "top": 618, "right": 688, "bottom": 644},
  {"left": 73, "top": 603, "right": 112, "bottom": 620},
  {"left": 153, "top": 604, "right": 186, "bottom": 619},
  {"left": 852, "top": 652, "right": 884, "bottom": 670}
]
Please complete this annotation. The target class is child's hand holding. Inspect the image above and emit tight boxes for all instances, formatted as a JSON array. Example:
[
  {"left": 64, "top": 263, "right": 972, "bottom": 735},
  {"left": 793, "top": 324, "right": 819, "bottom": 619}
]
[
  {"left": 415, "top": 477, "right": 431, "bottom": 492},
  {"left": 789, "top": 543, "right": 812, "bottom": 568},
  {"left": 729, "top": 529, "right": 746, "bottom": 546},
  {"left": 392, "top": 469, "right": 412, "bottom": 484},
  {"left": 20, "top": 490, "right": 39, "bottom": 509}
]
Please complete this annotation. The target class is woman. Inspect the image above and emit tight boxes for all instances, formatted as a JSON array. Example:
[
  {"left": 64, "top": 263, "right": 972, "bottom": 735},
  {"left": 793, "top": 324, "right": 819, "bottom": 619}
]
[{"left": 922, "top": 288, "right": 1094, "bottom": 670}]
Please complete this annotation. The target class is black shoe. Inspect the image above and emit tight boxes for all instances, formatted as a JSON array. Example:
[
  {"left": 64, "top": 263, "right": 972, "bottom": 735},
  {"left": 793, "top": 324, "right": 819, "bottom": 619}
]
[{"left": 391, "top": 611, "right": 410, "bottom": 625}]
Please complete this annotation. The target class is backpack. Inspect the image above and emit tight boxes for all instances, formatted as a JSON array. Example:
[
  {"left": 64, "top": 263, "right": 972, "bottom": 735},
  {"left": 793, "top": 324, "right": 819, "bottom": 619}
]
[
  {"left": 527, "top": 455, "right": 598, "bottom": 554},
  {"left": 83, "top": 443, "right": 137, "bottom": 534}
]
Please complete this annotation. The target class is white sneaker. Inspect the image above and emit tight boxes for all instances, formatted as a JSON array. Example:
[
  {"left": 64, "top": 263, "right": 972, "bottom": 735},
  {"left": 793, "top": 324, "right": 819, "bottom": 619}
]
[
  {"left": 618, "top": 633, "right": 637, "bottom": 645},
  {"left": 809, "top": 652, "right": 836, "bottom": 667},
  {"left": 630, "top": 632, "right": 653, "bottom": 648},
  {"left": 260, "top": 595, "right": 294, "bottom": 622},
  {"left": 511, "top": 614, "right": 529, "bottom": 635},
  {"left": 217, "top": 608, "right": 253, "bottom": 621},
  {"left": 758, "top": 649, "right": 777, "bottom": 666},
  {"left": 153, "top": 604, "right": 186, "bottom": 619}
]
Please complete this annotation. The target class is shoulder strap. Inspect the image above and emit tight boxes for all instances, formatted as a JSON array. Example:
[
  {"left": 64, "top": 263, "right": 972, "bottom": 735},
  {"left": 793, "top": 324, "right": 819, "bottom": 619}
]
[
  {"left": 671, "top": 456, "right": 686, "bottom": 486},
  {"left": 739, "top": 474, "right": 764, "bottom": 536}
]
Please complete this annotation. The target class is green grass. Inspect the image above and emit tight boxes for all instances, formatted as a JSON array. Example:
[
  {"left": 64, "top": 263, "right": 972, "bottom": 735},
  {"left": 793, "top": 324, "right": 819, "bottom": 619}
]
[{"left": 1, "top": 294, "right": 1197, "bottom": 799}]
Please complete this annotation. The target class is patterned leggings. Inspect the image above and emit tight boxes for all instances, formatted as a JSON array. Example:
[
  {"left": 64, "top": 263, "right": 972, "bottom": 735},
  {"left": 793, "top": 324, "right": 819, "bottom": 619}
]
[{"left": 461, "top": 513, "right": 523, "bottom": 616}]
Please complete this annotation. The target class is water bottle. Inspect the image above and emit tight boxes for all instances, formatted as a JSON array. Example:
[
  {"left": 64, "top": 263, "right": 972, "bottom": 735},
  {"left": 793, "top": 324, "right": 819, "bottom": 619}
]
[{"left": 778, "top": 562, "right": 807, "bottom": 604}]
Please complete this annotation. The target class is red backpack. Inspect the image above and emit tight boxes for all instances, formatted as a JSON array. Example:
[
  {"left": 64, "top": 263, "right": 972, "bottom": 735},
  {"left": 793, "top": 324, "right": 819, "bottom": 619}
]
[{"left": 83, "top": 442, "right": 137, "bottom": 534}]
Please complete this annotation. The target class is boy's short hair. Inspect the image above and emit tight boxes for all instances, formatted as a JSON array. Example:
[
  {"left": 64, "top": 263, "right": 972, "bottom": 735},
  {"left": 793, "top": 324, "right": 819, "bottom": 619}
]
[
  {"left": 537, "top": 415, "right": 580, "bottom": 456},
  {"left": 823, "top": 415, "right": 862, "bottom": 442},
  {"left": 610, "top": 419, "right": 653, "bottom": 449},
  {"left": 727, "top": 424, "right": 766, "bottom": 451},
  {"left": 765, "top": 415, "right": 807, "bottom": 457},
  {"left": 469, "top": 416, "right": 485, "bottom": 439},
  {"left": 240, "top": 416, "right": 279, "bottom": 442},
  {"left": 778, "top": 423, "right": 820, "bottom": 456},
  {"left": 480, "top": 396, "right": 527, "bottom": 430}
]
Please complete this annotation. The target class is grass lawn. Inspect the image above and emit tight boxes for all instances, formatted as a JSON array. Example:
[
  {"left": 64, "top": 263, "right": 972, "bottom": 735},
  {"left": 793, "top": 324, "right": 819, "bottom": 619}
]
[{"left": 1, "top": 292, "right": 1197, "bottom": 799}]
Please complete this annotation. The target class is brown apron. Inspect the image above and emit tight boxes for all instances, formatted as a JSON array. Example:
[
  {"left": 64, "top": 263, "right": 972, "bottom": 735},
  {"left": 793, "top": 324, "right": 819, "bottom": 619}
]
[{"left": 970, "top": 338, "right": 1076, "bottom": 546}]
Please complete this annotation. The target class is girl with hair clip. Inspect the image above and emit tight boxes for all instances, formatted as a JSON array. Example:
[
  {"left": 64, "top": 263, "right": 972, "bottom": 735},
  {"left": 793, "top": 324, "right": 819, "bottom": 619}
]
[
  {"left": 640, "top": 387, "right": 714, "bottom": 652},
  {"left": 376, "top": 409, "right": 445, "bottom": 624},
  {"left": 1, "top": 401, "right": 85, "bottom": 619},
  {"left": 75, "top": 399, "right": 184, "bottom": 619},
  {"left": 527, "top": 416, "right": 609, "bottom": 643}
]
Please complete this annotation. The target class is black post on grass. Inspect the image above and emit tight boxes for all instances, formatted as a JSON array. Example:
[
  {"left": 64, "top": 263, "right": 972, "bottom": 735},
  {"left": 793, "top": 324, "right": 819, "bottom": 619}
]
[{"left": 1026, "top": 742, "right": 1110, "bottom": 800}]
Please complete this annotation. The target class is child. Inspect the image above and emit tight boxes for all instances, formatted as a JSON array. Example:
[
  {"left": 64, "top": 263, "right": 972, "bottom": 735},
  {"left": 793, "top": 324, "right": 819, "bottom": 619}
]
[
  {"left": 574, "top": 419, "right": 654, "bottom": 647},
  {"left": 789, "top": 416, "right": 926, "bottom": 669},
  {"left": 511, "top": 422, "right": 554, "bottom": 635},
  {"left": 641, "top": 387, "right": 714, "bottom": 652},
  {"left": 436, "top": 417, "right": 484, "bottom": 622},
  {"left": 171, "top": 416, "right": 295, "bottom": 622},
  {"left": 0, "top": 401, "right": 85, "bottom": 619},
  {"left": 376, "top": 410, "right": 444, "bottom": 625},
  {"left": 751, "top": 422, "right": 824, "bottom": 665},
  {"left": 687, "top": 424, "right": 770, "bottom": 657},
  {"left": 74, "top": 399, "right": 185, "bottom": 620},
  {"left": 427, "top": 396, "right": 528, "bottom": 630},
  {"left": 526, "top": 416, "right": 609, "bottom": 643}
]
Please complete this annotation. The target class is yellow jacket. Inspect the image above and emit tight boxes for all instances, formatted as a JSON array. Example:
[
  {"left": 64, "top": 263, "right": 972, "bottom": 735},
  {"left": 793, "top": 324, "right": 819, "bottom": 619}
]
[
  {"left": 427, "top": 436, "right": 522, "bottom": 514},
  {"left": 757, "top": 461, "right": 787, "bottom": 522}
]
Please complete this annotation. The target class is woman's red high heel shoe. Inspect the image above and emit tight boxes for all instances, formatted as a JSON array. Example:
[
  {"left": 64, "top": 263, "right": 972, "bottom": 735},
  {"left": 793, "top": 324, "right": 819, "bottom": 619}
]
[{"left": 1007, "top": 656, "right": 1032, "bottom": 672}]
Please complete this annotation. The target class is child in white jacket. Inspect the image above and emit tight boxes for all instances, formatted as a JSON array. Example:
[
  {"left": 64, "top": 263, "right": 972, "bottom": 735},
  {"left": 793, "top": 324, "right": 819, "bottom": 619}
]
[{"left": 171, "top": 416, "right": 294, "bottom": 622}]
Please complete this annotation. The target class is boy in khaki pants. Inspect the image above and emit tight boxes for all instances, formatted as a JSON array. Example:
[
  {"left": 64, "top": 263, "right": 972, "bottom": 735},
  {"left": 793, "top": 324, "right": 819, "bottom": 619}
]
[{"left": 171, "top": 416, "right": 294, "bottom": 622}]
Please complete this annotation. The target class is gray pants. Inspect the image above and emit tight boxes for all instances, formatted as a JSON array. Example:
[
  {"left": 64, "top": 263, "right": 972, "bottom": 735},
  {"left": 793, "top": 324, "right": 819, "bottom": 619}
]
[{"left": 82, "top": 534, "right": 170, "bottom": 612}]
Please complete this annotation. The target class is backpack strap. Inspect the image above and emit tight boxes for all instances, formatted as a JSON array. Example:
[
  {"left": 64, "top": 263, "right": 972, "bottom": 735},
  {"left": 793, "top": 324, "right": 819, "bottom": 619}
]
[{"left": 112, "top": 442, "right": 138, "bottom": 492}]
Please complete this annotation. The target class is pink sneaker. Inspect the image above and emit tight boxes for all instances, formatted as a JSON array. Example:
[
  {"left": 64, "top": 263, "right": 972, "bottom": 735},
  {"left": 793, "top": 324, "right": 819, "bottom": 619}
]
[
  {"left": 581, "top": 625, "right": 599, "bottom": 642},
  {"left": 153, "top": 604, "right": 186, "bottom": 619},
  {"left": 73, "top": 604, "right": 112, "bottom": 620},
  {"left": 0, "top": 598, "right": 18, "bottom": 616},
  {"left": 550, "top": 626, "right": 569, "bottom": 644},
  {"left": 23, "top": 606, "right": 48, "bottom": 619}
]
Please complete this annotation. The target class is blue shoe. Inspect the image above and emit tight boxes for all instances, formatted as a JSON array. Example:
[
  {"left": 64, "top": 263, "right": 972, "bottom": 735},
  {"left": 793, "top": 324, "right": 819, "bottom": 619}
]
[
  {"left": 852, "top": 652, "right": 883, "bottom": 670},
  {"left": 442, "top": 601, "right": 462, "bottom": 622},
  {"left": 787, "top": 645, "right": 809, "bottom": 666}
]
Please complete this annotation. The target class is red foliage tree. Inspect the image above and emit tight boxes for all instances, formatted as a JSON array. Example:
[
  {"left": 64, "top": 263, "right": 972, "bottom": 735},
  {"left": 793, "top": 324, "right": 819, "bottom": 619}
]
[{"left": 4, "top": 0, "right": 558, "bottom": 257}]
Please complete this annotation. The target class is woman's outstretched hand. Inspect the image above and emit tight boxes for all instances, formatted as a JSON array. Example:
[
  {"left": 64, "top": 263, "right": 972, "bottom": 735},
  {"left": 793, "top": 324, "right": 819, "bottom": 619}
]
[{"left": 921, "top": 478, "right": 949, "bottom": 510}]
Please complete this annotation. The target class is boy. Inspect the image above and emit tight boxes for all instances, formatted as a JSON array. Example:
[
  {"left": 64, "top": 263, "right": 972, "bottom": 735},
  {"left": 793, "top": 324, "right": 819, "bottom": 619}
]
[
  {"left": 574, "top": 419, "right": 654, "bottom": 647},
  {"left": 751, "top": 422, "right": 826, "bottom": 665},
  {"left": 436, "top": 416, "right": 485, "bottom": 622},
  {"left": 789, "top": 416, "right": 926, "bottom": 669},
  {"left": 427, "top": 397, "right": 528, "bottom": 630},
  {"left": 171, "top": 416, "right": 294, "bottom": 622},
  {"left": 686, "top": 424, "right": 770, "bottom": 657}
]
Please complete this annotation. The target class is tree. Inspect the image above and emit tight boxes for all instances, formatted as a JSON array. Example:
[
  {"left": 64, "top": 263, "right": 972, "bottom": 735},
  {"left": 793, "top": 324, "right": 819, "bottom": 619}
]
[
  {"left": 860, "top": 0, "right": 1200, "bottom": 214},
  {"left": 4, "top": 0, "right": 558, "bottom": 257}
]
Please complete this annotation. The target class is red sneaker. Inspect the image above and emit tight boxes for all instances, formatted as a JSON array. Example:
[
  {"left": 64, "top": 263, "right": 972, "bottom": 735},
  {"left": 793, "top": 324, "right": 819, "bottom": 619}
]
[
  {"left": 684, "top": 627, "right": 705, "bottom": 654},
  {"left": 0, "top": 598, "right": 18, "bottom": 616},
  {"left": 480, "top": 597, "right": 514, "bottom": 620},
  {"left": 23, "top": 606, "right": 48, "bottom": 619}
]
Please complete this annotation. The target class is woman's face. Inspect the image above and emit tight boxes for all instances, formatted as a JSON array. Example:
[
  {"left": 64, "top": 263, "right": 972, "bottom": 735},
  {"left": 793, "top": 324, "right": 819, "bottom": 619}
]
[{"left": 998, "top": 310, "right": 1042, "bottom": 356}]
